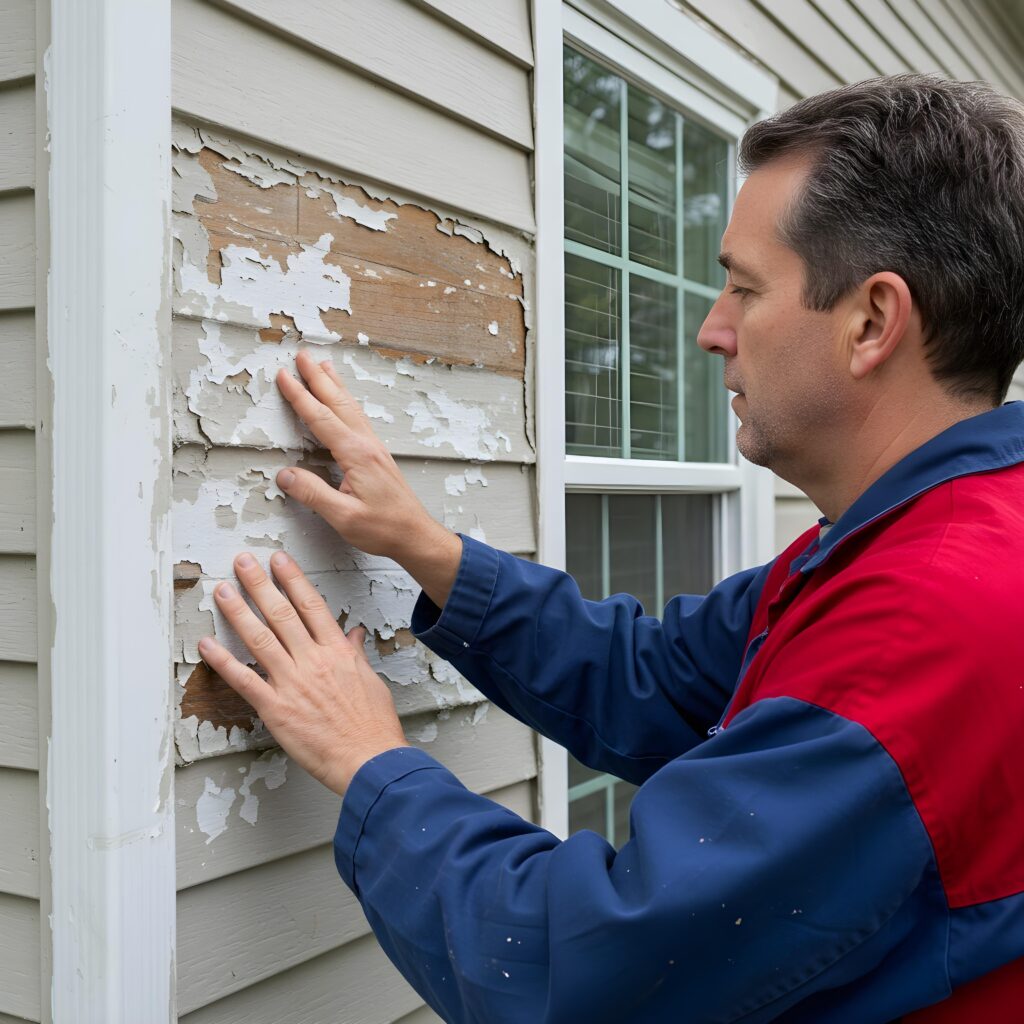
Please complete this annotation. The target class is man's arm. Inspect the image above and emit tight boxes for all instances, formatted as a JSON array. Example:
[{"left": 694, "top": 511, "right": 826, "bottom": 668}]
[{"left": 335, "top": 696, "right": 946, "bottom": 1024}]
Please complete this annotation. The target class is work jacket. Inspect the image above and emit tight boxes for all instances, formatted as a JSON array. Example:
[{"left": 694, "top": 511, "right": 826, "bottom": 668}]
[{"left": 333, "top": 402, "right": 1024, "bottom": 1023}]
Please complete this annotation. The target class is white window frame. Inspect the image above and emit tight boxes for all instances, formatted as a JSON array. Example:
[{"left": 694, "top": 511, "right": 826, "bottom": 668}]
[{"left": 532, "top": 0, "right": 780, "bottom": 838}]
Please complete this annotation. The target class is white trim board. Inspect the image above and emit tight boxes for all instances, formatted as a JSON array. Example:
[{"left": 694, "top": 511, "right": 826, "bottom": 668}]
[{"left": 47, "top": 0, "right": 175, "bottom": 1018}]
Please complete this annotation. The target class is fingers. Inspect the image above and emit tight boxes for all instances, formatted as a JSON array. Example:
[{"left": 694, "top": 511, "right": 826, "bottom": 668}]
[
  {"left": 275, "top": 466, "right": 360, "bottom": 525},
  {"left": 269, "top": 551, "right": 348, "bottom": 647},
  {"left": 276, "top": 365, "right": 354, "bottom": 464},
  {"left": 345, "top": 624, "right": 370, "bottom": 662},
  {"left": 212, "top": 577, "right": 291, "bottom": 677},
  {"left": 295, "top": 349, "right": 377, "bottom": 438},
  {"left": 198, "top": 635, "right": 276, "bottom": 713},
  {"left": 232, "top": 553, "right": 316, "bottom": 657}
]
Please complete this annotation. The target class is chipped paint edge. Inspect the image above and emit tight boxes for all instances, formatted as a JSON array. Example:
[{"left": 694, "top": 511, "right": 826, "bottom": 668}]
[{"left": 47, "top": 1, "right": 175, "bottom": 1018}]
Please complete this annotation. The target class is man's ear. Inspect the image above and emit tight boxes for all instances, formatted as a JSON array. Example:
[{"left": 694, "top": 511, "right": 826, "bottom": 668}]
[{"left": 847, "top": 272, "right": 913, "bottom": 380}]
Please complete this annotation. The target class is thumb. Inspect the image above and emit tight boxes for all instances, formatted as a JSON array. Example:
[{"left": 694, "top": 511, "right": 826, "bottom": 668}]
[{"left": 277, "top": 466, "right": 359, "bottom": 528}]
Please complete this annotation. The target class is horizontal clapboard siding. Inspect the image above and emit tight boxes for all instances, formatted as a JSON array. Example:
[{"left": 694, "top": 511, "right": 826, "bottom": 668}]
[
  {"left": 0, "top": 767, "right": 39, "bottom": 899},
  {"left": 0, "top": 313, "right": 34, "bottom": 428},
  {"left": 0, "top": 194, "right": 34, "bottom": 311},
  {"left": 177, "top": 777, "right": 532, "bottom": 1013},
  {"left": 0, "top": 556, "right": 36, "bottom": 661},
  {"left": 0, "top": 430, "right": 34, "bottom": 553},
  {"left": 0, "top": 892, "right": 40, "bottom": 1021},
  {"left": 0, "top": 662, "right": 36, "bottom": 771},
  {"left": 172, "top": 0, "right": 534, "bottom": 232},
  {"left": 215, "top": 0, "right": 533, "bottom": 148},
  {"left": 0, "top": 85, "right": 34, "bottom": 194},
  {"left": 413, "top": 0, "right": 532, "bottom": 67},
  {"left": 0, "top": 0, "right": 34, "bottom": 86}
]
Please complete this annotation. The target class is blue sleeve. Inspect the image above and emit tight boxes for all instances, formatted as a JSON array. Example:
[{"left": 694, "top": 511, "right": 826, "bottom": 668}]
[
  {"left": 410, "top": 533, "right": 773, "bottom": 785},
  {"left": 335, "top": 697, "right": 948, "bottom": 1024}
]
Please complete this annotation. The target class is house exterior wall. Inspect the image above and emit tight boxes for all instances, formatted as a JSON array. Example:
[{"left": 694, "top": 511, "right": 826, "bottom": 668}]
[
  {"left": 0, "top": 0, "right": 44, "bottom": 1021},
  {"left": 3, "top": 1, "right": 1023, "bottom": 1020}
]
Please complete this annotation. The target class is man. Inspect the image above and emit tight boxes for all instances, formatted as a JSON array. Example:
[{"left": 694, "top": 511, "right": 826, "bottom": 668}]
[{"left": 197, "top": 74, "right": 1024, "bottom": 1022}]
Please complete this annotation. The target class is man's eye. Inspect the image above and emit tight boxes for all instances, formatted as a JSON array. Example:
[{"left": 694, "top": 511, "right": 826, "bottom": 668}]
[{"left": 729, "top": 286, "right": 751, "bottom": 298}]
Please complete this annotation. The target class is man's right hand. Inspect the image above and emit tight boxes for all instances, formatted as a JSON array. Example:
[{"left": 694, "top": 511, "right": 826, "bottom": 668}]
[{"left": 275, "top": 349, "right": 463, "bottom": 609}]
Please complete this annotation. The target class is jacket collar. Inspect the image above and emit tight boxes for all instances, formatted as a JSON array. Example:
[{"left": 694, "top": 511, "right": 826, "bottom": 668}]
[{"left": 796, "top": 401, "right": 1024, "bottom": 575}]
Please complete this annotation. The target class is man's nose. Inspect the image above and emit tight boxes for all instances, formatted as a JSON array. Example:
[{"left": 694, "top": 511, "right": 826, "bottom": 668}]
[{"left": 696, "top": 295, "right": 738, "bottom": 357}]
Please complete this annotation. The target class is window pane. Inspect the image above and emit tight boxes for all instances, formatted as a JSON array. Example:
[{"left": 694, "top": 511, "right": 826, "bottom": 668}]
[
  {"left": 565, "top": 254, "right": 621, "bottom": 456},
  {"left": 684, "top": 293, "right": 729, "bottom": 463},
  {"left": 612, "top": 778, "right": 639, "bottom": 846},
  {"left": 565, "top": 493, "right": 603, "bottom": 600},
  {"left": 564, "top": 47, "right": 622, "bottom": 255},
  {"left": 683, "top": 120, "right": 729, "bottom": 288},
  {"left": 662, "top": 493, "right": 716, "bottom": 598},
  {"left": 568, "top": 787, "right": 607, "bottom": 837},
  {"left": 629, "top": 275, "right": 678, "bottom": 460},
  {"left": 608, "top": 494, "right": 657, "bottom": 614},
  {"left": 627, "top": 87, "right": 676, "bottom": 272}
]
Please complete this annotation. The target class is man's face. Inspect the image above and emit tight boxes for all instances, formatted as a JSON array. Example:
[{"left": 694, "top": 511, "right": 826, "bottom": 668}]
[{"left": 697, "top": 153, "right": 850, "bottom": 475}]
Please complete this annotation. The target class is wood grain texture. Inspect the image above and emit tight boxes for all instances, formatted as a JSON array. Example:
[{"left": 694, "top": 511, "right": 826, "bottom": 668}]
[
  {"left": 412, "top": 0, "right": 533, "bottom": 67},
  {"left": 0, "top": 556, "right": 35, "bottom": 661},
  {"left": 176, "top": 777, "right": 533, "bottom": 1013},
  {"left": 0, "top": 313, "right": 34, "bottom": 427},
  {"left": 0, "top": 194, "right": 34, "bottom": 311},
  {"left": 178, "top": 931, "right": 424, "bottom": 1024},
  {"left": 185, "top": 147, "right": 527, "bottom": 376},
  {"left": 0, "top": 892, "right": 39, "bottom": 1021},
  {"left": 0, "top": 85, "right": 34, "bottom": 194},
  {"left": 0, "top": 768, "right": 39, "bottom": 899},
  {"left": 0, "top": 430, "right": 34, "bottom": 553},
  {"left": 214, "top": 0, "right": 533, "bottom": 148},
  {"left": 0, "top": 662, "right": 36, "bottom": 770},
  {"left": 172, "top": 0, "right": 534, "bottom": 231},
  {"left": 176, "top": 703, "right": 536, "bottom": 889},
  {"left": 0, "top": 0, "right": 34, "bottom": 85}
]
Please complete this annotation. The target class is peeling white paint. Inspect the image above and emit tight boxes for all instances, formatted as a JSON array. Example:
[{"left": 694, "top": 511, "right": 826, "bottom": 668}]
[
  {"left": 362, "top": 401, "right": 395, "bottom": 423},
  {"left": 487, "top": 321, "right": 499, "bottom": 336},
  {"left": 357, "top": 331, "right": 370, "bottom": 345},
  {"left": 410, "top": 721, "right": 438, "bottom": 743},
  {"left": 196, "top": 778, "right": 237, "bottom": 844},
  {"left": 238, "top": 751, "right": 289, "bottom": 825},
  {"left": 313, "top": 179, "right": 397, "bottom": 232},
  {"left": 444, "top": 465, "right": 488, "bottom": 495},
  {"left": 405, "top": 389, "right": 513, "bottom": 460}
]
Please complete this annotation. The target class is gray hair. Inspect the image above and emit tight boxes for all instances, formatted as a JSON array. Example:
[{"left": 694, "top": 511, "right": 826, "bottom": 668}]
[{"left": 739, "top": 74, "right": 1024, "bottom": 404}]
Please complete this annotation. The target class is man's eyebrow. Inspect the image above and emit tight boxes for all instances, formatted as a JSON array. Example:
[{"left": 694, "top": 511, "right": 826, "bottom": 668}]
[{"left": 717, "top": 252, "right": 764, "bottom": 283}]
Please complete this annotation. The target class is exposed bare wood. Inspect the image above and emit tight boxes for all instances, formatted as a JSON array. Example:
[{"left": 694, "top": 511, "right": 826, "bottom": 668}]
[
  {"left": 172, "top": 0, "right": 534, "bottom": 231},
  {"left": 0, "top": 85, "right": 34, "bottom": 194},
  {"left": 0, "top": 430, "right": 34, "bottom": 552},
  {"left": 214, "top": 0, "right": 533, "bottom": 149},
  {"left": 0, "top": 662, "right": 36, "bottom": 770},
  {"left": 0, "top": 194, "right": 34, "bottom": 311}
]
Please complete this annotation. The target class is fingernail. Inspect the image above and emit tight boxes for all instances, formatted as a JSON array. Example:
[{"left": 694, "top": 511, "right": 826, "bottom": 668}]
[
  {"left": 236, "top": 553, "right": 256, "bottom": 569},
  {"left": 271, "top": 551, "right": 289, "bottom": 567},
  {"left": 278, "top": 469, "right": 295, "bottom": 489},
  {"left": 217, "top": 582, "right": 237, "bottom": 599}
]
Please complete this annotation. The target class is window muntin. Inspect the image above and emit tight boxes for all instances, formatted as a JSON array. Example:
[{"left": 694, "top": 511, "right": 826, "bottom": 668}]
[{"left": 563, "top": 45, "right": 731, "bottom": 464}]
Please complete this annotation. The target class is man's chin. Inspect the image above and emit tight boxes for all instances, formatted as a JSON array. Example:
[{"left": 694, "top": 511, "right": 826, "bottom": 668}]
[{"left": 735, "top": 421, "right": 774, "bottom": 469}]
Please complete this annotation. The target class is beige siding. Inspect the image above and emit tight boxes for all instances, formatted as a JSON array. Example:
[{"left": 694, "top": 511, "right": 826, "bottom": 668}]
[
  {"left": 0, "top": 893, "right": 40, "bottom": 1022},
  {"left": 0, "top": 0, "right": 34, "bottom": 86},
  {"left": 170, "top": 1, "right": 537, "bottom": 1018}
]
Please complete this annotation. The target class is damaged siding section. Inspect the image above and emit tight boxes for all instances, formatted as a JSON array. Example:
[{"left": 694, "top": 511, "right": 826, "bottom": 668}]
[{"left": 170, "top": 123, "right": 535, "bottom": 765}]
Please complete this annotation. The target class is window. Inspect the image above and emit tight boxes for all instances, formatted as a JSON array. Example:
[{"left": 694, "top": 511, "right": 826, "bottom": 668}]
[{"left": 560, "top": 42, "right": 737, "bottom": 845}]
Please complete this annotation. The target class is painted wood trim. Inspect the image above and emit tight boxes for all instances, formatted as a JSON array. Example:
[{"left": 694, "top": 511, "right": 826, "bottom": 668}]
[
  {"left": 0, "top": 662, "right": 36, "bottom": 771},
  {"left": 0, "top": 430, "right": 34, "bottom": 553},
  {"left": 176, "top": 777, "right": 532, "bottom": 1013},
  {"left": 0, "top": 767, "right": 39, "bottom": 898},
  {"left": 0, "top": 85, "right": 35, "bottom": 194},
  {"left": 0, "top": 892, "right": 40, "bottom": 1021},
  {"left": 412, "top": 0, "right": 534, "bottom": 67},
  {"left": 0, "top": 0, "right": 34, "bottom": 86},
  {"left": 754, "top": 0, "right": 877, "bottom": 82},
  {"left": 47, "top": 0, "right": 175, "bottom": 1017},
  {"left": 176, "top": 704, "right": 537, "bottom": 889},
  {"left": 0, "top": 313, "right": 34, "bottom": 428},
  {"left": 172, "top": 0, "right": 535, "bottom": 232},
  {"left": 212, "top": 0, "right": 534, "bottom": 149},
  {"left": 0, "top": 194, "right": 34, "bottom": 311}
]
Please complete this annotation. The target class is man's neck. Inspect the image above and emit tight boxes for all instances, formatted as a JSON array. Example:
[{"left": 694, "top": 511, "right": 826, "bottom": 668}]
[{"left": 784, "top": 398, "right": 995, "bottom": 524}]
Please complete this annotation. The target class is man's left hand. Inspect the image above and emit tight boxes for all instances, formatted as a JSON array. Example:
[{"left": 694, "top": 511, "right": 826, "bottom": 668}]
[{"left": 197, "top": 550, "right": 410, "bottom": 797}]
